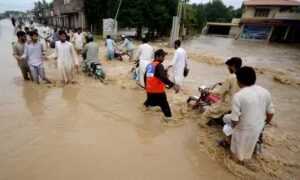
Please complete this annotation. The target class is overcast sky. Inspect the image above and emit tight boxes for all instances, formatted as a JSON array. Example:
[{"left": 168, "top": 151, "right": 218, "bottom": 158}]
[
  {"left": 0, "top": 0, "right": 245, "bottom": 13},
  {"left": 190, "top": 0, "right": 244, "bottom": 8}
]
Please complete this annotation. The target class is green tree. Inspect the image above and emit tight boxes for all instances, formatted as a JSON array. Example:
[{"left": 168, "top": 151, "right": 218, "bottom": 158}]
[
  {"left": 205, "top": 0, "right": 231, "bottom": 22},
  {"left": 84, "top": 0, "right": 241, "bottom": 37},
  {"left": 145, "top": 0, "right": 177, "bottom": 37},
  {"left": 85, "top": 0, "right": 178, "bottom": 38},
  {"left": 233, "top": 8, "right": 242, "bottom": 18},
  {"left": 186, "top": 0, "right": 242, "bottom": 34},
  {"left": 33, "top": 0, "right": 53, "bottom": 22},
  {"left": 84, "top": 0, "right": 109, "bottom": 34}
]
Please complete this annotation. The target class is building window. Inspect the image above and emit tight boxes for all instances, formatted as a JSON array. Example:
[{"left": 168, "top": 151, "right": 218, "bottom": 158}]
[
  {"left": 254, "top": 8, "right": 270, "bottom": 17},
  {"left": 64, "top": 0, "right": 70, "bottom": 4}
]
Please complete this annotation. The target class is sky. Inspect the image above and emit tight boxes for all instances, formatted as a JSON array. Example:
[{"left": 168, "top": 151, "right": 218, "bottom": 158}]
[
  {"left": 0, "top": 0, "right": 50, "bottom": 13},
  {"left": 190, "top": 0, "right": 244, "bottom": 8},
  {"left": 0, "top": 0, "right": 245, "bottom": 13}
]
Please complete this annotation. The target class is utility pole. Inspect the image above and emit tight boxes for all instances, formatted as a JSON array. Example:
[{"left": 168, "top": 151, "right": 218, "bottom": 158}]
[
  {"left": 170, "top": 0, "right": 187, "bottom": 45},
  {"left": 180, "top": 0, "right": 187, "bottom": 40},
  {"left": 114, "top": 0, "right": 123, "bottom": 23},
  {"left": 112, "top": 0, "right": 123, "bottom": 34}
]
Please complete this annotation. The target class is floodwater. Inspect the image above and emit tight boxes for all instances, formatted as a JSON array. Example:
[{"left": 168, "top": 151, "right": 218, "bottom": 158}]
[
  {"left": 0, "top": 19, "right": 233, "bottom": 180},
  {"left": 184, "top": 35, "right": 300, "bottom": 79},
  {"left": 0, "top": 18, "right": 300, "bottom": 179}
]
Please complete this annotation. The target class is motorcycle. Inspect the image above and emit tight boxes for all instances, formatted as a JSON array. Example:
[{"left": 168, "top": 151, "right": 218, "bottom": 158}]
[
  {"left": 82, "top": 52, "right": 106, "bottom": 83},
  {"left": 114, "top": 48, "right": 126, "bottom": 61},
  {"left": 88, "top": 61, "right": 106, "bottom": 83},
  {"left": 187, "top": 83, "right": 222, "bottom": 113},
  {"left": 188, "top": 83, "right": 265, "bottom": 154}
]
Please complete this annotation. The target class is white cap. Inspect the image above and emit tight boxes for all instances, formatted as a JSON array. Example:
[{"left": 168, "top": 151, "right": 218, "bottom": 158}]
[{"left": 121, "top": 35, "right": 126, "bottom": 38}]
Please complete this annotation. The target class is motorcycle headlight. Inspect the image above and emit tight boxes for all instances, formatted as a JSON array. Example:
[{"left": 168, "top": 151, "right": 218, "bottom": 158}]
[
  {"left": 199, "top": 85, "right": 207, "bottom": 92},
  {"left": 96, "top": 65, "right": 101, "bottom": 69}
]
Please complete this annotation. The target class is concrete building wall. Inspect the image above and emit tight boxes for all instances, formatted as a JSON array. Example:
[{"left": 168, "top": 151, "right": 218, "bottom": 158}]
[
  {"left": 51, "top": 0, "right": 86, "bottom": 29},
  {"left": 275, "top": 12, "right": 300, "bottom": 20},
  {"left": 229, "top": 27, "right": 240, "bottom": 37},
  {"left": 242, "top": 6, "right": 281, "bottom": 19}
]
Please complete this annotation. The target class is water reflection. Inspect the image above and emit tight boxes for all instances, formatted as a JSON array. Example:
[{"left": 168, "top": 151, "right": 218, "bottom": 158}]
[{"left": 22, "top": 85, "right": 48, "bottom": 116}]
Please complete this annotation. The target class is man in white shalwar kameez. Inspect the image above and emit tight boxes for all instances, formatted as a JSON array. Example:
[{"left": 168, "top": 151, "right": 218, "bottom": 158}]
[
  {"left": 135, "top": 38, "right": 153, "bottom": 87},
  {"left": 73, "top": 27, "right": 84, "bottom": 54},
  {"left": 39, "top": 23, "right": 51, "bottom": 49},
  {"left": 48, "top": 30, "right": 79, "bottom": 83},
  {"left": 167, "top": 40, "right": 187, "bottom": 87},
  {"left": 228, "top": 67, "right": 275, "bottom": 162}
]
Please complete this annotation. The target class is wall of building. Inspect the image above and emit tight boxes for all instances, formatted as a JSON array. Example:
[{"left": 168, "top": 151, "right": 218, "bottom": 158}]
[
  {"left": 50, "top": 0, "right": 86, "bottom": 29},
  {"left": 274, "top": 12, "right": 300, "bottom": 20},
  {"left": 229, "top": 27, "right": 240, "bottom": 38},
  {"left": 242, "top": 6, "right": 281, "bottom": 19},
  {"left": 53, "top": 0, "right": 83, "bottom": 15}
]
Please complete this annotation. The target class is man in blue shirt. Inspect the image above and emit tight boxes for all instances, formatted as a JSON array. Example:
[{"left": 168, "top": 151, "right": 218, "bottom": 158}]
[{"left": 22, "top": 31, "right": 51, "bottom": 84}]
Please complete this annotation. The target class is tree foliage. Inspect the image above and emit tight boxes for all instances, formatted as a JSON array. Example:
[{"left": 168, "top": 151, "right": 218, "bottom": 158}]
[
  {"left": 33, "top": 0, "right": 53, "bottom": 22},
  {"left": 84, "top": 0, "right": 177, "bottom": 36},
  {"left": 186, "top": 0, "right": 242, "bottom": 33},
  {"left": 84, "top": 0, "right": 241, "bottom": 36}
]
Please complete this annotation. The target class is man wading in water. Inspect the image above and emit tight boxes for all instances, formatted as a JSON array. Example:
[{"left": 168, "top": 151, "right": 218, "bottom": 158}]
[
  {"left": 13, "top": 31, "right": 32, "bottom": 81},
  {"left": 21, "top": 31, "right": 51, "bottom": 84},
  {"left": 144, "top": 49, "right": 180, "bottom": 122},
  {"left": 226, "top": 67, "right": 276, "bottom": 163},
  {"left": 47, "top": 30, "right": 79, "bottom": 84}
]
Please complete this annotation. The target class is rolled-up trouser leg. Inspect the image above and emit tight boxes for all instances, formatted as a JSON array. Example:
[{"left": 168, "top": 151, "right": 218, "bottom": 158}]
[
  {"left": 28, "top": 65, "right": 33, "bottom": 81},
  {"left": 29, "top": 65, "right": 39, "bottom": 83},
  {"left": 37, "top": 64, "right": 51, "bottom": 83}
]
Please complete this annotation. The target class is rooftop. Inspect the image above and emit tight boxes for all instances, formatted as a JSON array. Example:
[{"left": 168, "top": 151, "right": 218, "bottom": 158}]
[{"left": 243, "top": 0, "right": 300, "bottom": 6}]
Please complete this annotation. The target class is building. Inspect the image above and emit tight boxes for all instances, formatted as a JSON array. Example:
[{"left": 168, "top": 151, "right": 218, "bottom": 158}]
[
  {"left": 50, "top": 0, "right": 87, "bottom": 29},
  {"left": 44, "top": 9, "right": 54, "bottom": 25},
  {"left": 203, "top": 18, "right": 240, "bottom": 38},
  {"left": 238, "top": 0, "right": 300, "bottom": 43}
]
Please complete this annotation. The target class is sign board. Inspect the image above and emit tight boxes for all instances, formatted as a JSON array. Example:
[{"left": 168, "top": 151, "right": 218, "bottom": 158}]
[
  {"left": 240, "top": 26, "right": 271, "bottom": 41},
  {"left": 103, "top": 18, "right": 118, "bottom": 37}
]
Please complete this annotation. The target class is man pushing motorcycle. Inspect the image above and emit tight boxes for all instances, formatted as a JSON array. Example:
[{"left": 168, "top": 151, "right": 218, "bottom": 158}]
[
  {"left": 81, "top": 35, "right": 99, "bottom": 71},
  {"left": 81, "top": 35, "right": 105, "bottom": 81},
  {"left": 199, "top": 57, "right": 242, "bottom": 126}
]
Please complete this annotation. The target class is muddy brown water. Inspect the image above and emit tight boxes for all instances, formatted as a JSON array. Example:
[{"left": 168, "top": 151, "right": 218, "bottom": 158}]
[
  {"left": 0, "top": 19, "right": 233, "bottom": 180},
  {"left": 1, "top": 18, "right": 300, "bottom": 179},
  {"left": 184, "top": 35, "right": 300, "bottom": 78}
]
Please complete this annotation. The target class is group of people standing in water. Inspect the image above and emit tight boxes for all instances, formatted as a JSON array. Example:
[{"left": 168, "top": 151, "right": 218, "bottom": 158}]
[{"left": 12, "top": 20, "right": 276, "bottom": 164}]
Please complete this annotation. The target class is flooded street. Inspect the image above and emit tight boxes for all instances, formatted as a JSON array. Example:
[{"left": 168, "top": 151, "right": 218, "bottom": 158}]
[
  {"left": 0, "top": 19, "right": 233, "bottom": 180},
  {"left": 0, "top": 18, "right": 300, "bottom": 179},
  {"left": 184, "top": 35, "right": 300, "bottom": 79}
]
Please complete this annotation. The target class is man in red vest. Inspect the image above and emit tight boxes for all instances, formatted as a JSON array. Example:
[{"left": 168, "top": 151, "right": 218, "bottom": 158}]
[{"left": 144, "top": 49, "right": 180, "bottom": 120}]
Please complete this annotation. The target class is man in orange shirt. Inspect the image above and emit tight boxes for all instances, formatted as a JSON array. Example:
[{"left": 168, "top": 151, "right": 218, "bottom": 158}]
[{"left": 144, "top": 49, "right": 180, "bottom": 119}]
